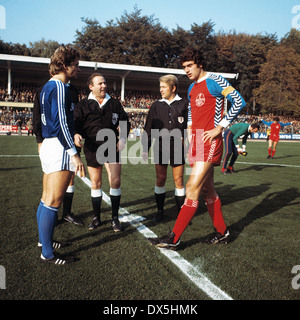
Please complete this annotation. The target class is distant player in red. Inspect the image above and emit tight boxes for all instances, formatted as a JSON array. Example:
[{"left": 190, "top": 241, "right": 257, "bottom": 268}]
[
  {"left": 148, "top": 47, "right": 246, "bottom": 249},
  {"left": 262, "top": 117, "right": 294, "bottom": 159}
]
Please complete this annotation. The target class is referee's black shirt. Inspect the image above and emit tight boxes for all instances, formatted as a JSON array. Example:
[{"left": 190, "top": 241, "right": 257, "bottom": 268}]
[
  {"left": 74, "top": 94, "right": 130, "bottom": 148},
  {"left": 142, "top": 96, "right": 189, "bottom": 153}
]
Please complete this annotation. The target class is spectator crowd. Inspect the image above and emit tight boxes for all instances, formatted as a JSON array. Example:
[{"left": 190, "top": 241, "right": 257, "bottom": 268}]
[
  {"left": 1, "top": 82, "right": 299, "bottom": 135},
  {"left": 232, "top": 114, "right": 300, "bottom": 134}
]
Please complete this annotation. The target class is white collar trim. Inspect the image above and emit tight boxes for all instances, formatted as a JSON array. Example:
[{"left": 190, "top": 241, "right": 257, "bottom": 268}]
[
  {"left": 196, "top": 73, "right": 209, "bottom": 83},
  {"left": 88, "top": 92, "right": 111, "bottom": 108},
  {"left": 159, "top": 94, "right": 182, "bottom": 105}
]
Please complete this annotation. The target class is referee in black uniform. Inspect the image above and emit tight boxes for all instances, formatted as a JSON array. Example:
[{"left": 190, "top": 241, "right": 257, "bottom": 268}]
[
  {"left": 74, "top": 73, "right": 130, "bottom": 232},
  {"left": 142, "top": 75, "right": 188, "bottom": 222}
]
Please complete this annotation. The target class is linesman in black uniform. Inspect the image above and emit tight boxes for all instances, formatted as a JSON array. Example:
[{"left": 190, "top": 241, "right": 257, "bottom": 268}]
[
  {"left": 142, "top": 75, "right": 188, "bottom": 222},
  {"left": 74, "top": 73, "right": 130, "bottom": 232}
]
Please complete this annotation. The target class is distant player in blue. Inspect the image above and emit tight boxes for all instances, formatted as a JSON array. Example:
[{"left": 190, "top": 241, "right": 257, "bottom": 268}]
[{"left": 37, "top": 45, "right": 86, "bottom": 265}]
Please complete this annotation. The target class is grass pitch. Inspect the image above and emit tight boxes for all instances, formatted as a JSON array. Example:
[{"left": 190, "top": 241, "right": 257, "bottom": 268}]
[{"left": 0, "top": 136, "right": 299, "bottom": 301}]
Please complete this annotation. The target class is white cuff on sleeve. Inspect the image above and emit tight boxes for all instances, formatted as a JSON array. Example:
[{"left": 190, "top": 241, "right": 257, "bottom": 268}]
[
  {"left": 66, "top": 146, "right": 77, "bottom": 157},
  {"left": 219, "top": 118, "right": 230, "bottom": 128}
]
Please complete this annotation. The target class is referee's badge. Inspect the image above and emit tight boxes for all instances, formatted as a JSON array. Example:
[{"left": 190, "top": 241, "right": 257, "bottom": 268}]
[
  {"left": 178, "top": 116, "right": 184, "bottom": 124},
  {"left": 112, "top": 113, "right": 119, "bottom": 125}
]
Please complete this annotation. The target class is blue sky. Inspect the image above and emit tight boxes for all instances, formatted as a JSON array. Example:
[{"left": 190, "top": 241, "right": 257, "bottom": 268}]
[{"left": 0, "top": 0, "right": 299, "bottom": 46}]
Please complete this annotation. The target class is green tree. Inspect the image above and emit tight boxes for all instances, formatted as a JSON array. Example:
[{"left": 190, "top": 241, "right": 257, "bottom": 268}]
[
  {"left": 189, "top": 21, "right": 218, "bottom": 70},
  {"left": 215, "top": 32, "right": 277, "bottom": 113},
  {"left": 74, "top": 18, "right": 106, "bottom": 61},
  {"left": 233, "top": 33, "right": 277, "bottom": 110},
  {"left": 0, "top": 39, "right": 30, "bottom": 55},
  {"left": 74, "top": 7, "right": 171, "bottom": 67},
  {"left": 29, "top": 39, "right": 60, "bottom": 57},
  {"left": 280, "top": 28, "right": 300, "bottom": 54},
  {"left": 254, "top": 45, "right": 300, "bottom": 116},
  {"left": 167, "top": 26, "right": 189, "bottom": 68},
  {"left": 74, "top": 7, "right": 219, "bottom": 69},
  {"left": 115, "top": 7, "right": 170, "bottom": 66}
]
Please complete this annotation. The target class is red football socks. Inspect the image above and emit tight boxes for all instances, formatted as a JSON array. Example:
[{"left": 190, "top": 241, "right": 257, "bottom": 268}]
[
  {"left": 172, "top": 198, "right": 199, "bottom": 243},
  {"left": 268, "top": 148, "right": 272, "bottom": 156},
  {"left": 172, "top": 195, "right": 227, "bottom": 243},
  {"left": 205, "top": 195, "right": 226, "bottom": 235},
  {"left": 272, "top": 149, "right": 276, "bottom": 157}
]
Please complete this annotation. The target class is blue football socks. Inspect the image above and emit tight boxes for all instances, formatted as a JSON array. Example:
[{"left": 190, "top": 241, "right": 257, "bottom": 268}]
[
  {"left": 36, "top": 200, "right": 44, "bottom": 244},
  {"left": 38, "top": 204, "right": 58, "bottom": 259}
]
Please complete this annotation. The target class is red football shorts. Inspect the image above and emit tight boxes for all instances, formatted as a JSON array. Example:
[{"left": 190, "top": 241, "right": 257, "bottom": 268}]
[
  {"left": 188, "top": 129, "right": 223, "bottom": 167},
  {"left": 269, "top": 133, "right": 280, "bottom": 142}
]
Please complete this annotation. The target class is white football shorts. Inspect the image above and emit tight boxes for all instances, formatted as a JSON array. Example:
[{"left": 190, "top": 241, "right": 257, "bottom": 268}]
[{"left": 39, "top": 137, "right": 75, "bottom": 174}]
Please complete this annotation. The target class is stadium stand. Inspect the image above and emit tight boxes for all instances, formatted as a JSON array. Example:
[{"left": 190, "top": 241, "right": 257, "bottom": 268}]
[{"left": 1, "top": 54, "right": 298, "bottom": 136}]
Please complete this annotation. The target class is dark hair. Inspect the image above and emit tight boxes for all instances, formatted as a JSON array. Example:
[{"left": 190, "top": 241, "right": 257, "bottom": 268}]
[
  {"left": 87, "top": 72, "right": 105, "bottom": 86},
  {"left": 273, "top": 117, "right": 280, "bottom": 122},
  {"left": 49, "top": 45, "right": 80, "bottom": 76},
  {"left": 179, "top": 47, "right": 206, "bottom": 69},
  {"left": 251, "top": 123, "right": 260, "bottom": 130}
]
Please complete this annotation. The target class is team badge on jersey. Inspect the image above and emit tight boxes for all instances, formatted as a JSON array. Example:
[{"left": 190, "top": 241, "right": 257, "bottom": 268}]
[
  {"left": 178, "top": 116, "right": 184, "bottom": 124},
  {"left": 112, "top": 113, "right": 119, "bottom": 125},
  {"left": 196, "top": 93, "right": 205, "bottom": 107}
]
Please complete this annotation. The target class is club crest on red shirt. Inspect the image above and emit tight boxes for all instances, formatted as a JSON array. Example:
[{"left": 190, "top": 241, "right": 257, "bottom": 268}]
[{"left": 196, "top": 93, "right": 205, "bottom": 107}]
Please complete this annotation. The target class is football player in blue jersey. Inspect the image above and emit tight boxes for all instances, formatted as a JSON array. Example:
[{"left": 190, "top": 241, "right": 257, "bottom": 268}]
[
  {"left": 36, "top": 45, "right": 86, "bottom": 265},
  {"left": 33, "top": 83, "right": 84, "bottom": 226}
]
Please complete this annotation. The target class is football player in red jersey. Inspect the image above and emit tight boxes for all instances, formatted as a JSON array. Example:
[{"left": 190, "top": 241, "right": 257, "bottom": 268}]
[
  {"left": 148, "top": 47, "right": 246, "bottom": 249},
  {"left": 262, "top": 117, "right": 294, "bottom": 159}
]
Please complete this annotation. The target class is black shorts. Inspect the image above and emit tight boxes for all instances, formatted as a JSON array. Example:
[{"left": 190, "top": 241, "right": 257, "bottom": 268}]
[
  {"left": 84, "top": 139, "right": 120, "bottom": 167},
  {"left": 153, "top": 138, "right": 185, "bottom": 167}
]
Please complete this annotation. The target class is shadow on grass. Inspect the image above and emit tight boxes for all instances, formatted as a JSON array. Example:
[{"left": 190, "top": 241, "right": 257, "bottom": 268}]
[
  {"left": 181, "top": 187, "right": 300, "bottom": 249},
  {"left": 236, "top": 165, "right": 291, "bottom": 172},
  {"left": 227, "top": 187, "right": 300, "bottom": 242},
  {"left": 59, "top": 181, "right": 299, "bottom": 254}
]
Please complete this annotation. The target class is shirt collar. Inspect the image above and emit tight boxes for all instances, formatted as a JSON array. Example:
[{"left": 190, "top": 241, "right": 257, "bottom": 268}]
[
  {"left": 88, "top": 92, "right": 111, "bottom": 108},
  {"left": 159, "top": 94, "right": 182, "bottom": 105},
  {"left": 196, "top": 73, "right": 209, "bottom": 83}
]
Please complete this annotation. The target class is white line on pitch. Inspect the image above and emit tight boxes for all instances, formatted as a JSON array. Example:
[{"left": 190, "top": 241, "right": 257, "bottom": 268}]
[
  {"left": 1, "top": 154, "right": 299, "bottom": 169},
  {"left": 79, "top": 175, "right": 233, "bottom": 301},
  {"left": 235, "top": 161, "right": 300, "bottom": 168}
]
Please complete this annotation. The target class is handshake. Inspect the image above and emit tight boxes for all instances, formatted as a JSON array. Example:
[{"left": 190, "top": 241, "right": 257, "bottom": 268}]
[{"left": 237, "top": 145, "right": 248, "bottom": 157}]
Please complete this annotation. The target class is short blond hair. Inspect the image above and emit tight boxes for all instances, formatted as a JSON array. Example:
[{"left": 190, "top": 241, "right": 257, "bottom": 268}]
[{"left": 159, "top": 74, "right": 178, "bottom": 91}]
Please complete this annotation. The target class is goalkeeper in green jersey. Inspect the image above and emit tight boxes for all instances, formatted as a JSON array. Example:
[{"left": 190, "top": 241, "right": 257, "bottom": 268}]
[{"left": 221, "top": 122, "right": 260, "bottom": 174}]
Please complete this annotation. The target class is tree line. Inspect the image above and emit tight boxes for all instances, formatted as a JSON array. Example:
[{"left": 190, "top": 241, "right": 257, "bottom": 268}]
[{"left": 1, "top": 7, "right": 299, "bottom": 116}]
